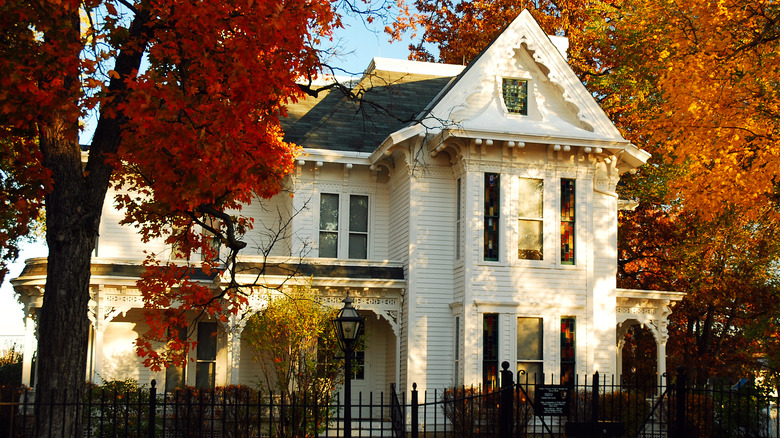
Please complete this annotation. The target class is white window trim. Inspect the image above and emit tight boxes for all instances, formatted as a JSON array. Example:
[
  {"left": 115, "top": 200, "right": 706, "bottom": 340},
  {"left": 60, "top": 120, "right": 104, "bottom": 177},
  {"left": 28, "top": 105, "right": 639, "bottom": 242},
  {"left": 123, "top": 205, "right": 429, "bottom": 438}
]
[
  {"left": 515, "top": 315, "right": 544, "bottom": 382},
  {"left": 480, "top": 172, "right": 505, "bottom": 266},
  {"left": 557, "top": 177, "right": 581, "bottom": 269},
  {"left": 317, "top": 192, "right": 371, "bottom": 260},
  {"left": 496, "top": 74, "right": 537, "bottom": 118},
  {"left": 509, "top": 173, "right": 554, "bottom": 268}
]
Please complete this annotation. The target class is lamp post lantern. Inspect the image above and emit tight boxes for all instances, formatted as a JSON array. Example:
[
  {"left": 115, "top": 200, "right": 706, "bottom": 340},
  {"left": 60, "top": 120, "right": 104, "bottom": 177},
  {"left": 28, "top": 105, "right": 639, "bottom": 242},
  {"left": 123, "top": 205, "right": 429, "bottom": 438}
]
[{"left": 333, "top": 295, "right": 365, "bottom": 438}]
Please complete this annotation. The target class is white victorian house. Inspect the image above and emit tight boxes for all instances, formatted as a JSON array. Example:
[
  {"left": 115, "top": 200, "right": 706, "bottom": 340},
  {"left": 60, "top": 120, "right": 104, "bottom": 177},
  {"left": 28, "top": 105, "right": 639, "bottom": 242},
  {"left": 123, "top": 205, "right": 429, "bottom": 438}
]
[{"left": 12, "top": 10, "right": 683, "bottom": 396}]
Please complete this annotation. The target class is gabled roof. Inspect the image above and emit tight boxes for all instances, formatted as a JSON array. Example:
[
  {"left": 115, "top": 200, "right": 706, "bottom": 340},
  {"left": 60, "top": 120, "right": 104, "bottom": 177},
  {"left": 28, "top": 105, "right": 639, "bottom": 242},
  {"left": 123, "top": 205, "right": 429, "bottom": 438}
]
[
  {"left": 285, "top": 10, "right": 648, "bottom": 170},
  {"left": 421, "top": 9, "right": 625, "bottom": 143},
  {"left": 281, "top": 59, "right": 462, "bottom": 153}
]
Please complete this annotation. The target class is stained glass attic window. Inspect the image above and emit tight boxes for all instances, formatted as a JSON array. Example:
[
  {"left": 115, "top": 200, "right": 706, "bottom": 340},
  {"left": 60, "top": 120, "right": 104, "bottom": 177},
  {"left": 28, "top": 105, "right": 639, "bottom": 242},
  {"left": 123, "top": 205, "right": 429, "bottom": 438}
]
[{"left": 502, "top": 78, "right": 528, "bottom": 115}]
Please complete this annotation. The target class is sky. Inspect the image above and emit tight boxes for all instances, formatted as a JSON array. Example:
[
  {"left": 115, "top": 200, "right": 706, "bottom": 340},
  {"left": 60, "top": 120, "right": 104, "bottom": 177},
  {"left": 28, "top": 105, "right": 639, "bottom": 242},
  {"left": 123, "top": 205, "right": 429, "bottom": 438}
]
[{"left": 0, "top": 9, "right": 423, "bottom": 346}]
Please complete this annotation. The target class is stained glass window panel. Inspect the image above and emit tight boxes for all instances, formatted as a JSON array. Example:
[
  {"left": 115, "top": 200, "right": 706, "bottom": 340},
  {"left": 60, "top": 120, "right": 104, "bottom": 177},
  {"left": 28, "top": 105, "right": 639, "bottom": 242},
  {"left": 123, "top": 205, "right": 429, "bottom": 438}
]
[
  {"left": 502, "top": 78, "right": 528, "bottom": 115},
  {"left": 484, "top": 173, "right": 500, "bottom": 261},
  {"left": 561, "top": 317, "right": 576, "bottom": 385},
  {"left": 560, "top": 179, "right": 575, "bottom": 265},
  {"left": 483, "top": 314, "right": 499, "bottom": 391}
]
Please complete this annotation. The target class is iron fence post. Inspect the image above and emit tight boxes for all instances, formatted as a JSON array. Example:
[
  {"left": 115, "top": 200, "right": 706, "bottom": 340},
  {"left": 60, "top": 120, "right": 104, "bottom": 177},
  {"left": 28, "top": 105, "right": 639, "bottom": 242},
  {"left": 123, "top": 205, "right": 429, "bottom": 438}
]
[
  {"left": 499, "top": 361, "right": 514, "bottom": 438},
  {"left": 592, "top": 371, "right": 600, "bottom": 436},
  {"left": 675, "top": 367, "right": 686, "bottom": 438},
  {"left": 411, "top": 383, "right": 418, "bottom": 438},
  {"left": 148, "top": 379, "right": 157, "bottom": 438}
]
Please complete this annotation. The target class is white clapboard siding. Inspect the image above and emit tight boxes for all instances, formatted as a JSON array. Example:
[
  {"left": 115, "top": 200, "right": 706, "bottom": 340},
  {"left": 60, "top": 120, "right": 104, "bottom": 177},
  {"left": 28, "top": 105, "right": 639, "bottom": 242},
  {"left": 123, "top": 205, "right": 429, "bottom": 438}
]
[
  {"left": 405, "top": 169, "right": 457, "bottom": 391},
  {"left": 240, "top": 193, "right": 294, "bottom": 258}
]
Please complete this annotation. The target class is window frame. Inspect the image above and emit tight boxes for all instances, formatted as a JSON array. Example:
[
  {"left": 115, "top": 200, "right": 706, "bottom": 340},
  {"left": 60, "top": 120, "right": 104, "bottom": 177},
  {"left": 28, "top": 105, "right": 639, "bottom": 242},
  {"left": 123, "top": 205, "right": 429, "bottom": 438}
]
[
  {"left": 560, "top": 179, "right": 576, "bottom": 266},
  {"left": 317, "top": 192, "right": 370, "bottom": 260},
  {"left": 560, "top": 316, "right": 576, "bottom": 386},
  {"left": 454, "top": 316, "right": 461, "bottom": 385},
  {"left": 165, "top": 325, "right": 188, "bottom": 392},
  {"left": 517, "top": 177, "right": 544, "bottom": 261},
  {"left": 195, "top": 321, "right": 218, "bottom": 390},
  {"left": 516, "top": 316, "right": 544, "bottom": 382},
  {"left": 456, "top": 177, "right": 462, "bottom": 261},
  {"left": 501, "top": 78, "right": 530, "bottom": 116},
  {"left": 351, "top": 323, "right": 367, "bottom": 381},
  {"left": 483, "top": 313, "right": 499, "bottom": 391},
  {"left": 484, "top": 173, "right": 501, "bottom": 262}
]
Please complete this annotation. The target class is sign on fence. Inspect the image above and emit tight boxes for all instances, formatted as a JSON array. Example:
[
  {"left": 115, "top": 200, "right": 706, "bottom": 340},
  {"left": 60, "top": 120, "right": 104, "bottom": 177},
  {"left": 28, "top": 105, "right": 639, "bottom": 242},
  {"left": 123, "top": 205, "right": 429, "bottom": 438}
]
[{"left": 534, "top": 385, "right": 570, "bottom": 416}]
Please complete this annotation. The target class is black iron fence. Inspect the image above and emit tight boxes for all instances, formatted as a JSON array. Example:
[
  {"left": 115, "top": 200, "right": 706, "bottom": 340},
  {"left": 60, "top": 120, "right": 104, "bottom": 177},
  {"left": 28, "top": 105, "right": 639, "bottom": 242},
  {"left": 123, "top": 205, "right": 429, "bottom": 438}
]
[{"left": 2, "top": 365, "right": 779, "bottom": 437}]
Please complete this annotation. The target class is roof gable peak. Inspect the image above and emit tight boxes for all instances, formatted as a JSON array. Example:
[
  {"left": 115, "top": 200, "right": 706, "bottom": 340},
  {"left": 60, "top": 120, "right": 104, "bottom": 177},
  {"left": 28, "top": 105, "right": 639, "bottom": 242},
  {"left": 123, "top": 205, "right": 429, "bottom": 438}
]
[{"left": 424, "top": 9, "right": 625, "bottom": 144}]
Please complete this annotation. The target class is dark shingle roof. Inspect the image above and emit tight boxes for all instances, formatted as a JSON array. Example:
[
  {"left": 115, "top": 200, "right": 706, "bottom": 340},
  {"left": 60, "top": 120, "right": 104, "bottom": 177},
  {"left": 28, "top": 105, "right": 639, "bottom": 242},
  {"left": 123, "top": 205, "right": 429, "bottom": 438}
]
[{"left": 281, "top": 69, "right": 455, "bottom": 153}]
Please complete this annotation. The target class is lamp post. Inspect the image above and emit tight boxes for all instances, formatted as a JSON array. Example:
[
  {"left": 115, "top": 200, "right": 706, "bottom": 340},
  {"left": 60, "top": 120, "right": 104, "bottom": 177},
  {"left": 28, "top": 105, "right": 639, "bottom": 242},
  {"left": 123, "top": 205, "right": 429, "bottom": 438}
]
[{"left": 333, "top": 295, "right": 365, "bottom": 438}]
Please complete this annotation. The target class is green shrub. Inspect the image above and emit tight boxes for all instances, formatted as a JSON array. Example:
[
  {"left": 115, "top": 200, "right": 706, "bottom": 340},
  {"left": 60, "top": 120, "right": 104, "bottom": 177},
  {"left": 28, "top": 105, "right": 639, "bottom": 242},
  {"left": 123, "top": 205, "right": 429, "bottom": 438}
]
[
  {"left": 83, "top": 379, "right": 152, "bottom": 438},
  {"left": 0, "top": 344, "right": 22, "bottom": 387}
]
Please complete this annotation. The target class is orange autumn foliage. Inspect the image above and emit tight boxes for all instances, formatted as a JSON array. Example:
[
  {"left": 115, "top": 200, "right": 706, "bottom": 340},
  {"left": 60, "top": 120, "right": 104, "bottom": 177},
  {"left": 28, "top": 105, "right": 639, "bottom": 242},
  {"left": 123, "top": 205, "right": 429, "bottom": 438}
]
[
  {"left": 395, "top": 0, "right": 780, "bottom": 218},
  {"left": 1, "top": 0, "right": 343, "bottom": 429}
]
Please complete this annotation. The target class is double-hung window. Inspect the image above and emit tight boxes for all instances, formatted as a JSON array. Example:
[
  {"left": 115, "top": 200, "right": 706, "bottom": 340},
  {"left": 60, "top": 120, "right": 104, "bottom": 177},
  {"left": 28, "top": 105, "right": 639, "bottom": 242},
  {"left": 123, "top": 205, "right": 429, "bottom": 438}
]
[
  {"left": 195, "top": 322, "right": 217, "bottom": 389},
  {"left": 351, "top": 324, "right": 366, "bottom": 380},
  {"left": 165, "top": 325, "right": 188, "bottom": 392},
  {"left": 319, "top": 193, "right": 369, "bottom": 259},
  {"left": 518, "top": 178, "right": 543, "bottom": 260},
  {"left": 517, "top": 317, "right": 543, "bottom": 381}
]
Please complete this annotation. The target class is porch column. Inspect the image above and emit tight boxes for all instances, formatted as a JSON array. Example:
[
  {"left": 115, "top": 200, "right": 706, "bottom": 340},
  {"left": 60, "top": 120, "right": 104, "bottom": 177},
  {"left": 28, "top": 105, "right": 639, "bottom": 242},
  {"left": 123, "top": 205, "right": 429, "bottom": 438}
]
[
  {"left": 225, "top": 315, "right": 246, "bottom": 385},
  {"left": 88, "top": 296, "right": 108, "bottom": 384},
  {"left": 652, "top": 303, "right": 672, "bottom": 387},
  {"left": 88, "top": 290, "right": 124, "bottom": 384},
  {"left": 615, "top": 322, "right": 632, "bottom": 380},
  {"left": 656, "top": 339, "right": 667, "bottom": 385},
  {"left": 21, "top": 307, "right": 36, "bottom": 387}
]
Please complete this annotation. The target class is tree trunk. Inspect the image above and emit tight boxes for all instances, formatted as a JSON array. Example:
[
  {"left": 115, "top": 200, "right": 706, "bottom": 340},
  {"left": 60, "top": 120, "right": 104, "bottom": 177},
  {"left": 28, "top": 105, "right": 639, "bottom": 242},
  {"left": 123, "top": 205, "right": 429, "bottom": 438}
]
[
  {"left": 35, "top": 117, "right": 105, "bottom": 436},
  {"left": 32, "top": 6, "right": 149, "bottom": 435}
]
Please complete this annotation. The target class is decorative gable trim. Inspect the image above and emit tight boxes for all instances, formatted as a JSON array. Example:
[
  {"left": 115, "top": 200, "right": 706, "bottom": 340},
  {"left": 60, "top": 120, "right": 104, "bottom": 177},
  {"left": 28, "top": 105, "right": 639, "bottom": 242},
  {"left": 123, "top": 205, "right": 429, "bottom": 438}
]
[{"left": 424, "top": 9, "right": 624, "bottom": 141}]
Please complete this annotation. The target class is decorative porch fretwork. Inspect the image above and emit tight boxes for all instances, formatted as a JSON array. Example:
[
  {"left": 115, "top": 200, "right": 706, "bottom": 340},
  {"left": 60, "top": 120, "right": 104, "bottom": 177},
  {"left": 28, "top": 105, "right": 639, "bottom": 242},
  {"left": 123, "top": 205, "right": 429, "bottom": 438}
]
[
  {"left": 320, "top": 293, "right": 401, "bottom": 336},
  {"left": 615, "top": 288, "right": 685, "bottom": 382}
]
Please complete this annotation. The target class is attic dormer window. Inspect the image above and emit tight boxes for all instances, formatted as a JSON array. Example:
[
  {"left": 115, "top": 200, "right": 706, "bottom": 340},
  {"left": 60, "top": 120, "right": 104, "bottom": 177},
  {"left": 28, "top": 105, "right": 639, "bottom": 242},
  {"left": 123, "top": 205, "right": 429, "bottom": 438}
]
[{"left": 502, "top": 78, "right": 528, "bottom": 115}]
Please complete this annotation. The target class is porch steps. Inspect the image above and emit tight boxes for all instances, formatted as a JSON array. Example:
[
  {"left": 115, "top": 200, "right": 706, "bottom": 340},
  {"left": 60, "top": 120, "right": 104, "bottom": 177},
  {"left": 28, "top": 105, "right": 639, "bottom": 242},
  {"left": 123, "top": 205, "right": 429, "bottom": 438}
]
[{"left": 636, "top": 396, "right": 667, "bottom": 438}]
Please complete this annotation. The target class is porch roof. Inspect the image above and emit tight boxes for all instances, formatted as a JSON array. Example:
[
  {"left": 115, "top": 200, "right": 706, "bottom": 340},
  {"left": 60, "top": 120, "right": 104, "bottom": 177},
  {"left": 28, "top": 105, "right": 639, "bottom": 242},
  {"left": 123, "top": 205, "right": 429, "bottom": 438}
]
[{"left": 615, "top": 288, "right": 685, "bottom": 302}]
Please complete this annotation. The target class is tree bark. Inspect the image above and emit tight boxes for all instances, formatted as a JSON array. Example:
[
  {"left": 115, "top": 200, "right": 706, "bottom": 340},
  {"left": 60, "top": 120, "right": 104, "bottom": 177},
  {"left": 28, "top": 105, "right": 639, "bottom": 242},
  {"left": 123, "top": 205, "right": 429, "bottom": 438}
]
[
  {"left": 35, "top": 112, "right": 102, "bottom": 436},
  {"left": 33, "top": 6, "right": 149, "bottom": 435}
]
